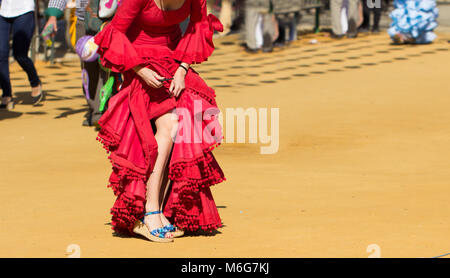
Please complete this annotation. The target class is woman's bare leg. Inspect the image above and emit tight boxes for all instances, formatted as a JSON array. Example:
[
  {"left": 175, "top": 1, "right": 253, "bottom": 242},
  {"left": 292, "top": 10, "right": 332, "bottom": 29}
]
[
  {"left": 144, "top": 111, "right": 178, "bottom": 238},
  {"left": 159, "top": 162, "right": 174, "bottom": 228}
]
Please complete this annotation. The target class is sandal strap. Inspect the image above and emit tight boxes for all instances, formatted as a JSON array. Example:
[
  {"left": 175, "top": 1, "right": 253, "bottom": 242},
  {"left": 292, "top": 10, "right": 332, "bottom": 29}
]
[
  {"left": 144, "top": 211, "right": 162, "bottom": 216},
  {"left": 151, "top": 228, "right": 167, "bottom": 239},
  {"left": 141, "top": 211, "right": 171, "bottom": 238},
  {"left": 162, "top": 224, "right": 176, "bottom": 232},
  {"left": 140, "top": 211, "right": 163, "bottom": 223}
]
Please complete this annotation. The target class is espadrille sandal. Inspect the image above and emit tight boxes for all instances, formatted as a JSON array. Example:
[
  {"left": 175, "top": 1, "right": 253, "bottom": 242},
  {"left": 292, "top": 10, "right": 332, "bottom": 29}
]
[{"left": 132, "top": 211, "right": 173, "bottom": 243}]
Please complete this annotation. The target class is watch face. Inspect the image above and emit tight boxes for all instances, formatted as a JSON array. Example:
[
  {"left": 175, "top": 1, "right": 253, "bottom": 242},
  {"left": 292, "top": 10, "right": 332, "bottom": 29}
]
[{"left": 99, "top": 0, "right": 119, "bottom": 19}]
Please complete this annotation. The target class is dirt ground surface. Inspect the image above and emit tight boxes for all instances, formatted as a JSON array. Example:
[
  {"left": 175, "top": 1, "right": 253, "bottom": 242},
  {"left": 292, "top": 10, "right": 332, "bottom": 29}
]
[{"left": 1, "top": 31, "right": 449, "bottom": 258}]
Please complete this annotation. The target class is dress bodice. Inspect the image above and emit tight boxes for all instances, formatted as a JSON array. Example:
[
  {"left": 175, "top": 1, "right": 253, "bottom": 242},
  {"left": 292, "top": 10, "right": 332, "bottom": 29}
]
[
  {"left": 125, "top": 0, "right": 192, "bottom": 49},
  {"left": 94, "top": 0, "right": 223, "bottom": 72},
  {"left": 135, "top": 0, "right": 192, "bottom": 27}
]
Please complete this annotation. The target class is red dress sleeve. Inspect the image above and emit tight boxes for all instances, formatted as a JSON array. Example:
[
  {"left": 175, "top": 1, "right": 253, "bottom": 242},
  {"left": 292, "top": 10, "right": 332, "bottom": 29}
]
[
  {"left": 94, "top": 0, "right": 146, "bottom": 72},
  {"left": 173, "top": 0, "right": 224, "bottom": 65}
]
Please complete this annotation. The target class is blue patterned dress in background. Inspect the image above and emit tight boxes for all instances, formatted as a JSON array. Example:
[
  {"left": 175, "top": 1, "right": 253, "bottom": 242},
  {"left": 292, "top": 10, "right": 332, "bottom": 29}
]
[{"left": 388, "top": 0, "right": 439, "bottom": 44}]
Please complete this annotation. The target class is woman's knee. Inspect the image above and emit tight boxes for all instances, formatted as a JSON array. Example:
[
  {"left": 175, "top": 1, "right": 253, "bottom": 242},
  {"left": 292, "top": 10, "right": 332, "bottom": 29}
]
[
  {"left": 156, "top": 113, "right": 179, "bottom": 138},
  {"left": 161, "top": 119, "right": 179, "bottom": 138}
]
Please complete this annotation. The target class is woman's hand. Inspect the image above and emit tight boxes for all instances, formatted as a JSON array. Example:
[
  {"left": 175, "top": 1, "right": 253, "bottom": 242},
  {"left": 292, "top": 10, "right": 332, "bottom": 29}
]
[
  {"left": 134, "top": 66, "right": 163, "bottom": 89},
  {"left": 169, "top": 65, "right": 188, "bottom": 98}
]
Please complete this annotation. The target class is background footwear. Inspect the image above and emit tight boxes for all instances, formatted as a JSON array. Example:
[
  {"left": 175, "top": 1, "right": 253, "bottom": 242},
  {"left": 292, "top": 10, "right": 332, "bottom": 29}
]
[
  {"left": 0, "top": 101, "right": 14, "bottom": 110},
  {"left": 244, "top": 46, "right": 260, "bottom": 54},
  {"left": 82, "top": 119, "right": 92, "bottom": 127},
  {"left": 358, "top": 27, "right": 370, "bottom": 33},
  {"left": 330, "top": 33, "right": 345, "bottom": 39},
  {"left": 31, "top": 90, "right": 44, "bottom": 106},
  {"left": 0, "top": 97, "right": 14, "bottom": 110}
]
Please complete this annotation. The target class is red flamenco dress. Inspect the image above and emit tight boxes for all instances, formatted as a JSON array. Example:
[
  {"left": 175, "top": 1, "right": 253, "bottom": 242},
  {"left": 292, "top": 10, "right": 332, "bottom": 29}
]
[{"left": 94, "top": 0, "right": 225, "bottom": 235}]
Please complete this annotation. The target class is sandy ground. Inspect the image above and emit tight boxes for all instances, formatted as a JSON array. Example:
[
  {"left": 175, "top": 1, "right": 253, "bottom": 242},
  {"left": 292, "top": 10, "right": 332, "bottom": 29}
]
[{"left": 0, "top": 31, "right": 449, "bottom": 258}]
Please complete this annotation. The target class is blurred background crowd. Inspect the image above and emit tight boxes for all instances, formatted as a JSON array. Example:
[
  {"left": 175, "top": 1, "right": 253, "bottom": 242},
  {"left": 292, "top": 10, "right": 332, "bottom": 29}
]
[{"left": 4, "top": 1, "right": 399, "bottom": 62}]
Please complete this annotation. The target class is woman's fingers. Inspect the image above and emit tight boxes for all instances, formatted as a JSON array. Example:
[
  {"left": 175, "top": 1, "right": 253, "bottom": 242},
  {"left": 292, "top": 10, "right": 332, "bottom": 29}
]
[
  {"left": 152, "top": 71, "right": 163, "bottom": 81},
  {"left": 144, "top": 70, "right": 162, "bottom": 88},
  {"left": 149, "top": 81, "right": 162, "bottom": 89},
  {"left": 169, "top": 81, "right": 175, "bottom": 96},
  {"left": 149, "top": 76, "right": 162, "bottom": 88},
  {"left": 174, "top": 84, "right": 184, "bottom": 97},
  {"left": 173, "top": 83, "right": 179, "bottom": 97}
]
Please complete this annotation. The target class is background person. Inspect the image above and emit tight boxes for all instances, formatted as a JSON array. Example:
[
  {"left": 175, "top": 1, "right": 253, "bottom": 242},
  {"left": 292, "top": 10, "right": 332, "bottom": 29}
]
[
  {"left": 44, "top": 0, "right": 106, "bottom": 127},
  {"left": 245, "top": 0, "right": 274, "bottom": 53},
  {"left": 330, "top": 0, "right": 360, "bottom": 38},
  {"left": 388, "top": 0, "right": 438, "bottom": 44},
  {"left": 0, "top": 0, "right": 44, "bottom": 109},
  {"left": 359, "top": 0, "right": 383, "bottom": 33},
  {"left": 219, "top": 0, "right": 233, "bottom": 35},
  {"left": 272, "top": 0, "right": 301, "bottom": 47}
]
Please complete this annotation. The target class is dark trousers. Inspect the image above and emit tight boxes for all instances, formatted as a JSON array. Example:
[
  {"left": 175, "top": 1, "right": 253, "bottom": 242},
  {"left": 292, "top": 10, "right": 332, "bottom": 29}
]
[
  {"left": 361, "top": 0, "right": 382, "bottom": 30},
  {"left": 0, "top": 12, "right": 41, "bottom": 98},
  {"left": 275, "top": 13, "right": 299, "bottom": 44},
  {"left": 76, "top": 21, "right": 106, "bottom": 124}
]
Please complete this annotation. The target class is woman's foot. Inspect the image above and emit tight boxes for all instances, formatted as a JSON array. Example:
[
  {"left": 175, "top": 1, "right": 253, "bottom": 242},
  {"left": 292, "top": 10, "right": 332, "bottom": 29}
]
[
  {"left": 160, "top": 213, "right": 185, "bottom": 238},
  {"left": 0, "top": 96, "right": 14, "bottom": 110},
  {"left": 31, "top": 84, "right": 44, "bottom": 106},
  {"left": 144, "top": 212, "right": 174, "bottom": 239}
]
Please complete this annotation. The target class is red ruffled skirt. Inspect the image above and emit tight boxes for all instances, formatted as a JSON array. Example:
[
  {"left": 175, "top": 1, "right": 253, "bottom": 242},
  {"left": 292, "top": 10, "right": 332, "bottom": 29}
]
[{"left": 97, "top": 56, "right": 225, "bottom": 235}]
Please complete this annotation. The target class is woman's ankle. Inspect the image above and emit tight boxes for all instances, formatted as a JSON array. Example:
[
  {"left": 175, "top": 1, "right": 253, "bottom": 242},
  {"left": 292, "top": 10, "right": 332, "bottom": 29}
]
[
  {"left": 145, "top": 206, "right": 161, "bottom": 214},
  {"left": 31, "top": 84, "right": 42, "bottom": 97}
]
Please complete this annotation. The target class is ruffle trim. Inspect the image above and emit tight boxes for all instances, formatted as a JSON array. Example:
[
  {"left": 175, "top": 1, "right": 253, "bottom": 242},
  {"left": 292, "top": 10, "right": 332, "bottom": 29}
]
[
  {"left": 173, "top": 14, "right": 223, "bottom": 65},
  {"left": 110, "top": 189, "right": 145, "bottom": 235},
  {"left": 169, "top": 145, "right": 225, "bottom": 192},
  {"left": 183, "top": 87, "right": 217, "bottom": 106},
  {"left": 97, "top": 125, "right": 149, "bottom": 235},
  {"left": 94, "top": 23, "right": 145, "bottom": 72},
  {"left": 170, "top": 211, "right": 223, "bottom": 232},
  {"left": 96, "top": 128, "right": 119, "bottom": 153},
  {"left": 166, "top": 179, "right": 224, "bottom": 232},
  {"left": 165, "top": 123, "right": 225, "bottom": 232}
]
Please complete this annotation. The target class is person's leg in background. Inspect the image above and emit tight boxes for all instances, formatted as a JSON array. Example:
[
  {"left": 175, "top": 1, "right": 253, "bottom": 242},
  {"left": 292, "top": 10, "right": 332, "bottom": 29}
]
[
  {"left": 83, "top": 56, "right": 105, "bottom": 126},
  {"left": 76, "top": 20, "right": 105, "bottom": 126},
  {"left": 219, "top": 0, "right": 233, "bottom": 35},
  {"left": 254, "top": 13, "right": 263, "bottom": 48},
  {"left": 0, "top": 15, "right": 12, "bottom": 107},
  {"left": 11, "top": 12, "right": 42, "bottom": 98},
  {"left": 245, "top": 5, "right": 260, "bottom": 51},
  {"left": 360, "top": 0, "right": 371, "bottom": 32},
  {"left": 330, "top": 0, "right": 344, "bottom": 37},
  {"left": 346, "top": 0, "right": 360, "bottom": 38},
  {"left": 261, "top": 10, "right": 274, "bottom": 52},
  {"left": 288, "top": 13, "right": 299, "bottom": 43},
  {"left": 274, "top": 14, "right": 286, "bottom": 47},
  {"left": 372, "top": 0, "right": 382, "bottom": 32}
]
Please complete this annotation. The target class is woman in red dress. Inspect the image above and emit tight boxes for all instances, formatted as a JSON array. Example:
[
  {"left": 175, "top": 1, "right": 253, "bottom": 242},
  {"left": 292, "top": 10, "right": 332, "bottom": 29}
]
[{"left": 94, "top": 0, "right": 225, "bottom": 242}]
